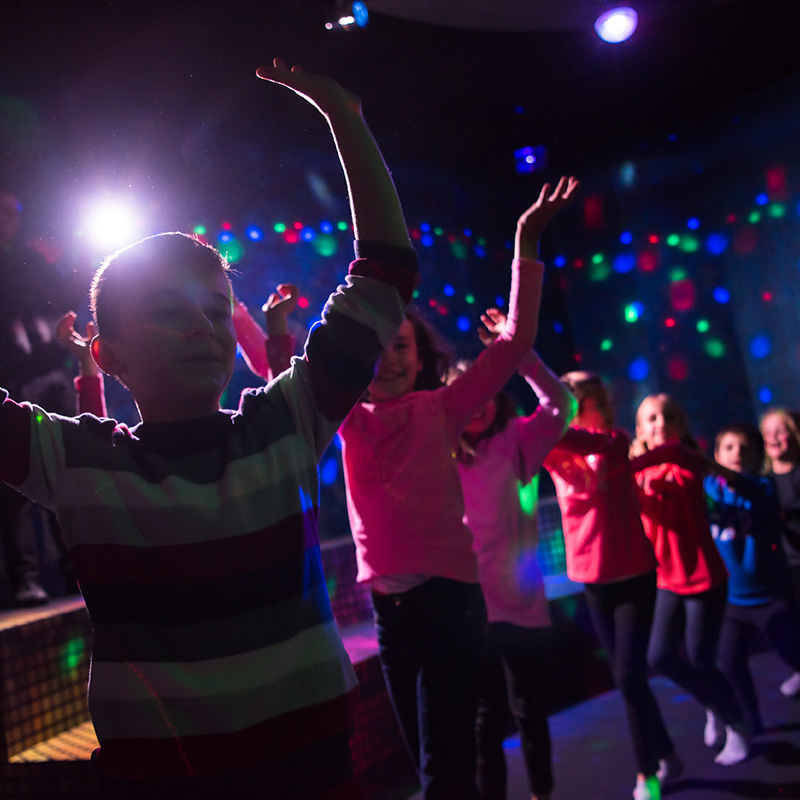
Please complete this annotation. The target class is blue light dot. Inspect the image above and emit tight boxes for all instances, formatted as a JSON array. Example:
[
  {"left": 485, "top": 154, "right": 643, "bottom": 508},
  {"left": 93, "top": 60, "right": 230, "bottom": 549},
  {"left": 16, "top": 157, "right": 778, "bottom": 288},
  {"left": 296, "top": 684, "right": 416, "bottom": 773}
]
[
  {"left": 514, "top": 105, "right": 525, "bottom": 114},
  {"left": 420, "top": 222, "right": 431, "bottom": 232},
  {"left": 246, "top": 226, "right": 263, "bottom": 241},
  {"left": 620, "top": 231, "right": 633, "bottom": 245},
  {"left": 463, "top": 228, "right": 472, "bottom": 237},
  {"left": 554, "top": 255, "right": 567, "bottom": 268},
  {"left": 613, "top": 253, "right": 636, "bottom": 273},
  {"left": 553, "top": 321, "right": 564, "bottom": 334},
  {"left": 475, "top": 246, "right": 487, "bottom": 258},
  {"left": 628, "top": 357, "right": 650, "bottom": 381},
  {"left": 705, "top": 233, "right": 728, "bottom": 255},
  {"left": 443, "top": 284, "right": 455, "bottom": 297},
  {"left": 749, "top": 334, "right": 771, "bottom": 360},
  {"left": 713, "top": 287, "right": 730, "bottom": 304},
  {"left": 320, "top": 457, "right": 339, "bottom": 485},
  {"left": 320, "top": 220, "right": 334, "bottom": 233},
  {"left": 755, "top": 193, "right": 769, "bottom": 206},
  {"left": 495, "top": 296, "right": 505, "bottom": 308},
  {"left": 301, "top": 227, "right": 315, "bottom": 241},
  {"left": 421, "top": 234, "right": 434, "bottom": 247},
  {"left": 758, "top": 386, "right": 773, "bottom": 404},
  {"left": 687, "top": 218, "right": 700, "bottom": 230},
  {"left": 219, "top": 232, "right": 233, "bottom": 243},
  {"left": 456, "top": 316, "right": 471, "bottom": 332}
]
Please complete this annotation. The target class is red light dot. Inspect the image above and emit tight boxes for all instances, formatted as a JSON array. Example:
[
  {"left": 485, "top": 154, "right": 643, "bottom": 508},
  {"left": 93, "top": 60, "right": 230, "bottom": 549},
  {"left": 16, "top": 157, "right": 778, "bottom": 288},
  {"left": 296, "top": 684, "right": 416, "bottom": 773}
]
[
  {"left": 574, "top": 259, "right": 584, "bottom": 269},
  {"left": 293, "top": 221, "right": 303, "bottom": 230},
  {"left": 762, "top": 291, "right": 773, "bottom": 301},
  {"left": 409, "top": 228, "right": 420, "bottom": 239},
  {"left": 638, "top": 252, "right": 658, "bottom": 272},
  {"left": 574, "top": 352, "right": 582, "bottom": 363},
  {"left": 726, "top": 213, "right": 737, "bottom": 224},
  {"left": 665, "top": 317, "right": 676, "bottom": 328},
  {"left": 298, "top": 297, "right": 309, "bottom": 309},
  {"left": 428, "top": 299, "right": 437, "bottom": 308},
  {"left": 283, "top": 230, "right": 299, "bottom": 244},
  {"left": 221, "top": 221, "right": 232, "bottom": 230},
  {"left": 648, "top": 234, "right": 659, "bottom": 244},
  {"left": 667, "top": 355, "right": 689, "bottom": 381}
]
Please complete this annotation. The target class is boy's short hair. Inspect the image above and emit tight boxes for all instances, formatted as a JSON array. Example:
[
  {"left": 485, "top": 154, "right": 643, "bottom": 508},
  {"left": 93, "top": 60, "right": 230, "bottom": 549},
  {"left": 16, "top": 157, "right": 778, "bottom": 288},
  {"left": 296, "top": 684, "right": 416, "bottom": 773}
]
[
  {"left": 90, "top": 232, "right": 231, "bottom": 339},
  {"left": 714, "top": 422, "right": 764, "bottom": 461}
]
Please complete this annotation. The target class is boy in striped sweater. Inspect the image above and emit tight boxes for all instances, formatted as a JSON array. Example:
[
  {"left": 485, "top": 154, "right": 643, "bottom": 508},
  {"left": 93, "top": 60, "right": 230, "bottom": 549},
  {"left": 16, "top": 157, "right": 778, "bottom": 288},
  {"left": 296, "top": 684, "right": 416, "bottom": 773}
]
[{"left": 0, "top": 59, "right": 417, "bottom": 799}]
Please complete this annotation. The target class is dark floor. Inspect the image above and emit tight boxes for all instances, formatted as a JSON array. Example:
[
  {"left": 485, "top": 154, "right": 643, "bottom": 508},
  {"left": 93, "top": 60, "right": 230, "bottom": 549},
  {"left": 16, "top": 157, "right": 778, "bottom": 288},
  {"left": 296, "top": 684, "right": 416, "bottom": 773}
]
[{"left": 407, "top": 648, "right": 800, "bottom": 799}]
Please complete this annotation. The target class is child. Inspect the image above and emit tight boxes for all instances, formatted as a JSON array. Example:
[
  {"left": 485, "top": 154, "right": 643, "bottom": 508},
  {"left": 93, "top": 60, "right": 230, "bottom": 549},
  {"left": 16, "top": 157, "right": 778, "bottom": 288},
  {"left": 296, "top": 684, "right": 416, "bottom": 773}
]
[
  {"left": 338, "top": 177, "right": 578, "bottom": 799},
  {"left": 632, "top": 394, "right": 748, "bottom": 766},
  {"left": 704, "top": 423, "right": 800, "bottom": 734},
  {"left": 56, "top": 311, "right": 107, "bottom": 417},
  {"left": 544, "top": 373, "right": 677, "bottom": 800},
  {"left": 0, "top": 59, "right": 418, "bottom": 800},
  {"left": 760, "top": 408, "right": 800, "bottom": 698},
  {"left": 456, "top": 311, "right": 576, "bottom": 800}
]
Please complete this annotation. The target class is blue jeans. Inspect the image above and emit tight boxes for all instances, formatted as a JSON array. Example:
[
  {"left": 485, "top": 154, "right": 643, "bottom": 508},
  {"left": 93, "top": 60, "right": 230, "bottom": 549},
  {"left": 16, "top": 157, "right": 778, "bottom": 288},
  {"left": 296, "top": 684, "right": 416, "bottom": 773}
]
[{"left": 372, "top": 578, "right": 486, "bottom": 800}]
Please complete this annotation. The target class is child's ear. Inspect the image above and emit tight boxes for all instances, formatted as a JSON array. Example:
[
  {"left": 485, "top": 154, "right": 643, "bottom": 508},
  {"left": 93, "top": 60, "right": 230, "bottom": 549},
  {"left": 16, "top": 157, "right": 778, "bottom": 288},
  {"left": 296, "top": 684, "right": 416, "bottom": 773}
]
[{"left": 91, "top": 336, "right": 125, "bottom": 378}]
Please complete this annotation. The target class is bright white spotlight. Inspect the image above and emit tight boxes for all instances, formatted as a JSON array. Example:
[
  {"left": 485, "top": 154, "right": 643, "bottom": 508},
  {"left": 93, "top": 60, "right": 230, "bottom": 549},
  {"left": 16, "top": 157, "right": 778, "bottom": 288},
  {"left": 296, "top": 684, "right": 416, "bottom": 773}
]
[
  {"left": 84, "top": 201, "right": 142, "bottom": 250},
  {"left": 595, "top": 7, "right": 638, "bottom": 43}
]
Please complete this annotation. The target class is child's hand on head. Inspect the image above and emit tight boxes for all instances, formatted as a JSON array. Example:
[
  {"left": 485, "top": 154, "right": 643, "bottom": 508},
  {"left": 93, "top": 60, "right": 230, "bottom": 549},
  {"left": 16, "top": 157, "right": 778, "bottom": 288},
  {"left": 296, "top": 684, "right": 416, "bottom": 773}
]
[
  {"left": 263, "top": 283, "right": 299, "bottom": 338},
  {"left": 56, "top": 311, "right": 100, "bottom": 376},
  {"left": 515, "top": 176, "right": 580, "bottom": 261},
  {"left": 478, "top": 308, "right": 508, "bottom": 347},
  {"left": 256, "top": 58, "right": 361, "bottom": 118},
  {"left": 629, "top": 438, "right": 648, "bottom": 458}
]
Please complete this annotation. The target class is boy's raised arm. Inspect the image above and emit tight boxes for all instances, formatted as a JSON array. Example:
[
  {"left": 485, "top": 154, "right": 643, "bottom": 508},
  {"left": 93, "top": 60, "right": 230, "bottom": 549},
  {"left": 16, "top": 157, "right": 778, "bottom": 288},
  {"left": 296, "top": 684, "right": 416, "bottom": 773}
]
[{"left": 256, "top": 59, "right": 411, "bottom": 253}]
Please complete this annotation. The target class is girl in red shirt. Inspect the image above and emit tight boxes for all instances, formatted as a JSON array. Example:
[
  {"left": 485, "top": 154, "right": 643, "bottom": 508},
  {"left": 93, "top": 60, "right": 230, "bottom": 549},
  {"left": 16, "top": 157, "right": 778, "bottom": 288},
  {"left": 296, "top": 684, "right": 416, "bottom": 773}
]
[{"left": 633, "top": 393, "right": 748, "bottom": 766}]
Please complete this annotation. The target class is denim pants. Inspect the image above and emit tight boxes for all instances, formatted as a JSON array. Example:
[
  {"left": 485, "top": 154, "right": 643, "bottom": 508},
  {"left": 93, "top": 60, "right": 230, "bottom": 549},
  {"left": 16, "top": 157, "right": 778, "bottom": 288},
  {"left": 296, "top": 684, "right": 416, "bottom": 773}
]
[{"left": 372, "top": 578, "right": 487, "bottom": 800}]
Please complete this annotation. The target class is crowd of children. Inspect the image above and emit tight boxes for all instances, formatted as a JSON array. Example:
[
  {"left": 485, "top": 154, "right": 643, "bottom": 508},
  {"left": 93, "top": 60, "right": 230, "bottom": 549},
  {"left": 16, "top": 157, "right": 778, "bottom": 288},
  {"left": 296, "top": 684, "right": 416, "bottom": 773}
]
[{"left": 2, "top": 57, "right": 800, "bottom": 800}]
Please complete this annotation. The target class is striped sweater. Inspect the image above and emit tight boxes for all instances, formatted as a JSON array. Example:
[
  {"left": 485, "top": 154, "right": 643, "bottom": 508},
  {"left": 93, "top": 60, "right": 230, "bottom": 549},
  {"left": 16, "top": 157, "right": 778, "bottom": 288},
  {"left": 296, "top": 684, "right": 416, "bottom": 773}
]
[{"left": 0, "top": 243, "right": 417, "bottom": 786}]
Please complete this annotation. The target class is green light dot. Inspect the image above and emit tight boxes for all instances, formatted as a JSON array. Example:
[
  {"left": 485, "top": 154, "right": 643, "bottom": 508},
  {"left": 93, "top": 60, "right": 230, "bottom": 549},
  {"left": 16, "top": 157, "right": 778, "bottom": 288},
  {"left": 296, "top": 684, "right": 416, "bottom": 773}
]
[
  {"left": 588, "top": 262, "right": 610, "bottom": 282},
  {"left": 624, "top": 304, "right": 641, "bottom": 323},
  {"left": 193, "top": 225, "right": 207, "bottom": 236},
  {"left": 412, "top": 289, "right": 420, "bottom": 299},
  {"left": 449, "top": 240, "right": 469, "bottom": 261},
  {"left": 312, "top": 234, "right": 338, "bottom": 258},
  {"left": 273, "top": 222, "right": 286, "bottom": 233},
  {"left": 219, "top": 239, "right": 243, "bottom": 263},
  {"left": 518, "top": 474, "right": 539, "bottom": 517},
  {"left": 696, "top": 319, "right": 710, "bottom": 333},
  {"left": 705, "top": 339, "right": 726, "bottom": 358},
  {"left": 769, "top": 203, "right": 786, "bottom": 218},
  {"left": 591, "top": 253, "right": 604, "bottom": 264},
  {"left": 666, "top": 233, "right": 680, "bottom": 246},
  {"left": 465, "top": 294, "right": 475, "bottom": 304},
  {"left": 600, "top": 339, "right": 613, "bottom": 351},
  {"left": 477, "top": 238, "right": 487, "bottom": 246},
  {"left": 679, "top": 236, "right": 699, "bottom": 253},
  {"left": 337, "top": 221, "right": 349, "bottom": 231},
  {"left": 669, "top": 267, "right": 687, "bottom": 282},
  {"left": 434, "top": 227, "right": 443, "bottom": 236},
  {"left": 35, "top": 413, "right": 45, "bottom": 424},
  {"left": 748, "top": 211, "right": 761, "bottom": 224}
]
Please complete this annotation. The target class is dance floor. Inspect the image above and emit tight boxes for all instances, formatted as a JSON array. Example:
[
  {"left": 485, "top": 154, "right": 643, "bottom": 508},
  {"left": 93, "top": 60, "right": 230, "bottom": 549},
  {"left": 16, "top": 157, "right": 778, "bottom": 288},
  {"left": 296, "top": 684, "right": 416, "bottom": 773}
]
[{"left": 406, "top": 648, "right": 800, "bottom": 799}]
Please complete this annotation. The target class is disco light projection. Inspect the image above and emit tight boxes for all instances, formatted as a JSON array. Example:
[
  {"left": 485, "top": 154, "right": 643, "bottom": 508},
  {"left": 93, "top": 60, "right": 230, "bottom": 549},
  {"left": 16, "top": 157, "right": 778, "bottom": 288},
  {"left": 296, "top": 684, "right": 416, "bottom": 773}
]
[
  {"left": 624, "top": 302, "right": 644, "bottom": 323},
  {"left": 628, "top": 357, "right": 649, "bottom": 381},
  {"left": 83, "top": 201, "right": 142, "bottom": 250},
  {"left": 759, "top": 386, "right": 773, "bottom": 404},
  {"left": 749, "top": 334, "right": 771, "bottom": 360},
  {"left": 514, "top": 145, "right": 547, "bottom": 174},
  {"left": 594, "top": 7, "right": 638, "bottom": 43},
  {"left": 325, "top": 1, "right": 368, "bottom": 30}
]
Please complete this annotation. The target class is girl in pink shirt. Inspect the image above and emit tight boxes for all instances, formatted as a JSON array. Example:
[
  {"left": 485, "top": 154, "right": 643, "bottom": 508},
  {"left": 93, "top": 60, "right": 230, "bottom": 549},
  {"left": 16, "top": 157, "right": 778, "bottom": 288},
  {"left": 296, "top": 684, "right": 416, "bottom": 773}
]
[
  {"left": 339, "top": 178, "right": 578, "bottom": 800},
  {"left": 544, "top": 373, "right": 676, "bottom": 800},
  {"left": 632, "top": 393, "right": 748, "bottom": 767}
]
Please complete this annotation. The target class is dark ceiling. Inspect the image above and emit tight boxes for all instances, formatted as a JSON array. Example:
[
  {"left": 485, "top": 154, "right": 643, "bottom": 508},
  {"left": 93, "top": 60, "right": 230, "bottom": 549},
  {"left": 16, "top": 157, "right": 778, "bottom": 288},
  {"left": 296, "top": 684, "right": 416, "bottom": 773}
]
[{"left": 2, "top": 0, "right": 799, "bottom": 226}]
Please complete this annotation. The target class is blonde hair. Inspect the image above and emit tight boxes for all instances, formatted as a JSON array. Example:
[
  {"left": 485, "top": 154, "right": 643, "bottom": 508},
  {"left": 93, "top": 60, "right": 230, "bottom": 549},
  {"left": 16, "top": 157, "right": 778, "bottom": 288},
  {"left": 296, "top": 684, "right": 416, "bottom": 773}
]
[
  {"left": 635, "top": 393, "right": 699, "bottom": 451},
  {"left": 759, "top": 407, "right": 800, "bottom": 473}
]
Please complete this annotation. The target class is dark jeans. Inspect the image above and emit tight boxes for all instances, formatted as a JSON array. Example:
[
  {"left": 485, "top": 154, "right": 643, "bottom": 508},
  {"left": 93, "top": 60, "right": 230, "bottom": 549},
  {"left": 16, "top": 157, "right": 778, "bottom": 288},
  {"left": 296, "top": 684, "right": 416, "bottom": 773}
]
[
  {"left": 718, "top": 598, "right": 800, "bottom": 731},
  {"left": 372, "top": 578, "right": 487, "bottom": 800},
  {"left": 584, "top": 571, "right": 672, "bottom": 777},
  {"left": 476, "top": 622, "right": 553, "bottom": 800},
  {"left": 0, "top": 482, "right": 39, "bottom": 587},
  {"left": 648, "top": 583, "right": 743, "bottom": 726}
]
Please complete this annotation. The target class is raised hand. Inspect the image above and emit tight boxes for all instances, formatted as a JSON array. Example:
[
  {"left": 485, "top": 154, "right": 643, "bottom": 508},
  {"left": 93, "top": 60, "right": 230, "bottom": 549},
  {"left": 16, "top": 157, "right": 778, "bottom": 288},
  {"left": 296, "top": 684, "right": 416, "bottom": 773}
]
[
  {"left": 256, "top": 58, "right": 361, "bottom": 118},
  {"left": 478, "top": 308, "right": 508, "bottom": 347},
  {"left": 56, "top": 311, "right": 100, "bottom": 376},
  {"left": 263, "top": 283, "right": 300, "bottom": 337},
  {"left": 515, "top": 176, "right": 580, "bottom": 261}
]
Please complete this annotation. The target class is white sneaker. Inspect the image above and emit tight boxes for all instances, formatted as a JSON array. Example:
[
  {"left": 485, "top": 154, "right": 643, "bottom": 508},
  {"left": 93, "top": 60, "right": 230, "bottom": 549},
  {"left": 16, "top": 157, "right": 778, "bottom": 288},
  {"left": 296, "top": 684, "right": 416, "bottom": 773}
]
[
  {"left": 704, "top": 709, "right": 725, "bottom": 748},
  {"left": 779, "top": 671, "right": 800, "bottom": 698},
  {"left": 632, "top": 775, "right": 661, "bottom": 800},
  {"left": 714, "top": 725, "right": 749, "bottom": 766}
]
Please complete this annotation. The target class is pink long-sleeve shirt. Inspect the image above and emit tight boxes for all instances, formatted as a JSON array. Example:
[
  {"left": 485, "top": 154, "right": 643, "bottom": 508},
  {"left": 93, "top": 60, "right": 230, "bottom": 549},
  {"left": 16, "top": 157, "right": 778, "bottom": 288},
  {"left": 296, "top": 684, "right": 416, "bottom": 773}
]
[
  {"left": 458, "top": 352, "right": 575, "bottom": 627},
  {"left": 340, "top": 259, "right": 543, "bottom": 585}
]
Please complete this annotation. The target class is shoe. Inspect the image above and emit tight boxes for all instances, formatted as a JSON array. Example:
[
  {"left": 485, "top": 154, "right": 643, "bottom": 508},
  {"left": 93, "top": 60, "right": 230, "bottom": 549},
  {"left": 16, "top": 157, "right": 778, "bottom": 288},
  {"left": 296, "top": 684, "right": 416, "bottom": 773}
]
[
  {"left": 14, "top": 577, "right": 49, "bottom": 607},
  {"left": 714, "top": 724, "right": 749, "bottom": 766},
  {"left": 633, "top": 775, "right": 661, "bottom": 800},
  {"left": 704, "top": 709, "right": 725, "bottom": 748},
  {"left": 656, "top": 751, "right": 684, "bottom": 784},
  {"left": 780, "top": 671, "right": 800, "bottom": 698}
]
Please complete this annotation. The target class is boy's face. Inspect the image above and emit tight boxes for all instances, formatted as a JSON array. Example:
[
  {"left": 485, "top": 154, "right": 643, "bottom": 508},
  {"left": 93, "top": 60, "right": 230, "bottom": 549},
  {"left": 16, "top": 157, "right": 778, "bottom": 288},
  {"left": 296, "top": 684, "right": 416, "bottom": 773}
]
[
  {"left": 96, "top": 263, "right": 236, "bottom": 423},
  {"left": 369, "top": 318, "right": 422, "bottom": 402},
  {"left": 716, "top": 432, "right": 759, "bottom": 475}
]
